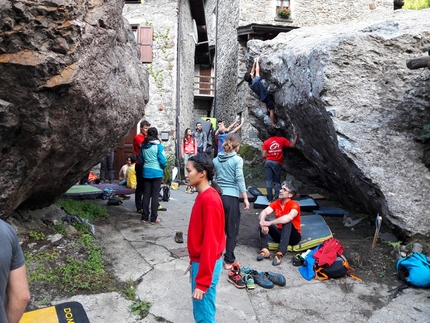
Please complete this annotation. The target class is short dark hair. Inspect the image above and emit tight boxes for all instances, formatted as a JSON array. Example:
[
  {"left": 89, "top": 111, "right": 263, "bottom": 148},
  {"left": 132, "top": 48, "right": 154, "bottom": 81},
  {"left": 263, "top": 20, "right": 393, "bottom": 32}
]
[
  {"left": 129, "top": 155, "right": 136, "bottom": 163},
  {"left": 244, "top": 72, "right": 252, "bottom": 83},
  {"left": 196, "top": 122, "right": 202, "bottom": 126},
  {"left": 141, "top": 120, "right": 150, "bottom": 128},
  {"left": 267, "top": 126, "right": 277, "bottom": 137}
]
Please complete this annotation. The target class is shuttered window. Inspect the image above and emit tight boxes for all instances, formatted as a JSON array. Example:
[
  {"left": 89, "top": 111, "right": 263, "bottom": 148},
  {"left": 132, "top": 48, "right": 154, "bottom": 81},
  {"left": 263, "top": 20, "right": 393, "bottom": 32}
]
[{"left": 136, "top": 26, "right": 153, "bottom": 63}]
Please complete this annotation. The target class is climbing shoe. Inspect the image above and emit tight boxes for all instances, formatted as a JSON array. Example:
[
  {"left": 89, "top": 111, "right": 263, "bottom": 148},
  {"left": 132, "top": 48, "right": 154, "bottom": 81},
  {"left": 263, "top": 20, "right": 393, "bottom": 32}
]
[
  {"left": 272, "top": 252, "right": 283, "bottom": 266},
  {"left": 175, "top": 230, "right": 183, "bottom": 243},
  {"left": 264, "top": 271, "right": 286, "bottom": 286},
  {"left": 256, "top": 248, "right": 270, "bottom": 261}
]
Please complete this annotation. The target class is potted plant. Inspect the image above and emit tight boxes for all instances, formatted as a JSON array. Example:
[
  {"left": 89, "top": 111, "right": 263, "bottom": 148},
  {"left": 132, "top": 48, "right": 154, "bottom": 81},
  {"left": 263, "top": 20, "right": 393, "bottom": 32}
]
[{"left": 277, "top": 8, "right": 291, "bottom": 19}]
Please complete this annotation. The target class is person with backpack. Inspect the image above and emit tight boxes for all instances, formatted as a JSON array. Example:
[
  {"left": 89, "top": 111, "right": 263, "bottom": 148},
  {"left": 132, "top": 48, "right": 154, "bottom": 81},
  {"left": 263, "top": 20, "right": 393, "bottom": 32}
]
[
  {"left": 133, "top": 120, "right": 151, "bottom": 213},
  {"left": 181, "top": 128, "right": 197, "bottom": 193},
  {"left": 257, "top": 181, "right": 301, "bottom": 266},
  {"left": 138, "top": 127, "right": 166, "bottom": 224},
  {"left": 192, "top": 122, "right": 207, "bottom": 154}
]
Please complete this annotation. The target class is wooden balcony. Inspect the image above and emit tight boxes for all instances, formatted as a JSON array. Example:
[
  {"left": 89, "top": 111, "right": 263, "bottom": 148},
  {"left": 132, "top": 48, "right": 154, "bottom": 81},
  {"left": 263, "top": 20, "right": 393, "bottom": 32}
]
[{"left": 194, "top": 74, "right": 214, "bottom": 99}]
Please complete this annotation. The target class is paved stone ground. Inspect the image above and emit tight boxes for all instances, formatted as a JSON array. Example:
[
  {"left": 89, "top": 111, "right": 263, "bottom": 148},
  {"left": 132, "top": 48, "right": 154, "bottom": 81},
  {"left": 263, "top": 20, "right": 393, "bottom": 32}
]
[{"left": 55, "top": 187, "right": 429, "bottom": 323}]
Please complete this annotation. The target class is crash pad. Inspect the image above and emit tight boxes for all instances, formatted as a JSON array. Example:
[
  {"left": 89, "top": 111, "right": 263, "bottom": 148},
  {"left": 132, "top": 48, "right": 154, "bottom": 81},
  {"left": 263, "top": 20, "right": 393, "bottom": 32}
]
[
  {"left": 64, "top": 183, "right": 135, "bottom": 199},
  {"left": 20, "top": 301, "right": 90, "bottom": 323},
  {"left": 247, "top": 186, "right": 264, "bottom": 197},
  {"left": 63, "top": 184, "right": 103, "bottom": 199},
  {"left": 91, "top": 183, "right": 135, "bottom": 195},
  {"left": 312, "top": 207, "right": 349, "bottom": 217},
  {"left": 253, "top": 195, "right": 319, "bottom": 212},
  {"left": 268, "top": 214, "right": 333, "bottom": 252}
]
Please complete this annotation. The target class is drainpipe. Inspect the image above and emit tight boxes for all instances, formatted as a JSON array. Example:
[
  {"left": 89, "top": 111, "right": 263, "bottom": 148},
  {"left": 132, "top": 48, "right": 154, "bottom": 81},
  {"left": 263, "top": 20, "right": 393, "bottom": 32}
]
[
  {"left": 213, "top": 0, "right": 219, "bottom": 117},
  {"left": 175, "top": 0, "right": 182, "bottom": 181}
]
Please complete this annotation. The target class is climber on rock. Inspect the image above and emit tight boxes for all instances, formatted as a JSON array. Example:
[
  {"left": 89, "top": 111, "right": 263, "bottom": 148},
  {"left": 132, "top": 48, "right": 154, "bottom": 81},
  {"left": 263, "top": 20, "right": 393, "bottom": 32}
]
[{"left": 244, "top": 58, "right": 276, "bottom": 127}]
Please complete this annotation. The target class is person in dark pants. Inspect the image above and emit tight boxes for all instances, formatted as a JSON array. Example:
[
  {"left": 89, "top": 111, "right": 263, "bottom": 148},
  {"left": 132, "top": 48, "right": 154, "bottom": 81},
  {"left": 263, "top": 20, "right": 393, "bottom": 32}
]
[
  {"left": 192, "top": 122, "right": 207, "bottom": 154},
  {"left": 99, "top": 149, "right": 114, "bottom": 184},
  {"left": 139, "top": 127, "right": 166, "bottom": 224},
  {"left": 257, "top": 181, "right": 301, "bottom": 266},
  {"left": 133, "top": 120, "right": 151, "bottom": 213},
  {"left": 213, "top": 133, "right": 250, "bottom": 270},
  {"left": 262, "top": 126, "right": 298, "bottom": 202}
]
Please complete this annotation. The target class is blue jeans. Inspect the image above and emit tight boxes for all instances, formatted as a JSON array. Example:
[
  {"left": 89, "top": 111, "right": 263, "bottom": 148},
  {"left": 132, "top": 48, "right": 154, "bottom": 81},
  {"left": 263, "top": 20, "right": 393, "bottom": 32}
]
[
  {"left": 264, "top": 160, "right": 281, "bottom": 201},
  {"left": 191, "top": 258, "right": 222, "bottom": 323}
]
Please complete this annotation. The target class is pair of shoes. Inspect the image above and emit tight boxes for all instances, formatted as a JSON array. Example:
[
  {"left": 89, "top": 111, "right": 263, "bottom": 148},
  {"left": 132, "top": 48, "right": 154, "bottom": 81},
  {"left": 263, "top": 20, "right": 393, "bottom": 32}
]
[
  {"left": 158, "top": 205, "right": 167, "bottom": 211},
  {"left": 136, "top": 209, "right": 143, "bottom": 214},
  {"left": 175, "top": 230, "right": 183, "bottom": 243},
  {"left": 250, "top": 270, "right": 274, "bottom": 289},
  {"left": 263, "top": 272, "right": 286, "bottom": 286},
  {"left": 228, "top": 264, "right": 246, "bottom": 289},
  {"left": 141, "top": 216, "right": 149, "bottom": 222},
  {"left": 185, "top": 186, "right": 193, "bottom": 194},
  {"left": 242, "top": 273, "right": 255, "bottom": 290},
  {"left": 256, "top": 248, "right": 270, "bottom": 261},
  {"left": 272, "top": 252, "right": 283, "bottom": 266}
]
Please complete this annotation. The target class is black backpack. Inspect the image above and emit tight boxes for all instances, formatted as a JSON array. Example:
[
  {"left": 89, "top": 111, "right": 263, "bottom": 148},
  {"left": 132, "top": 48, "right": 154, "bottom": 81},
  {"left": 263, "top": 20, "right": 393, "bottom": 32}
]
[{"left": 159, "top": 185, "right": 170, "bottom": 202}]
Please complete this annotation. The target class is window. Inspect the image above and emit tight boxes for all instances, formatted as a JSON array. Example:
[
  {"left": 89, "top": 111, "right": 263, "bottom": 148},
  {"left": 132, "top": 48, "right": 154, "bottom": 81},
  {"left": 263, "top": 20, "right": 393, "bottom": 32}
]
[{"left": 136, "top": 26, "right": 153, "bottom": 63}]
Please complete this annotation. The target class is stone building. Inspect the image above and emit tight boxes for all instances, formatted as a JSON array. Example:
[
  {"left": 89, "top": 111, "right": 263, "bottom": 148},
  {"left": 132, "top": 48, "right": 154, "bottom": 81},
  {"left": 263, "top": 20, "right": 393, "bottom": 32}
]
[{"left": 120, "top": 0, "right": 394, "bottom": 178}]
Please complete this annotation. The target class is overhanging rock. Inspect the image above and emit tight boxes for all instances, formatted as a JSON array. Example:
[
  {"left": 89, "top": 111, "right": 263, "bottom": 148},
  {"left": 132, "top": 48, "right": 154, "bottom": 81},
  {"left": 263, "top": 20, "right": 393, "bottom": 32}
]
[
  {"left": 0, "top": 0, "right": 149, "bottom": 218},
  {"left": 245, "top": 9, "right": 430, "bottom": 237}
]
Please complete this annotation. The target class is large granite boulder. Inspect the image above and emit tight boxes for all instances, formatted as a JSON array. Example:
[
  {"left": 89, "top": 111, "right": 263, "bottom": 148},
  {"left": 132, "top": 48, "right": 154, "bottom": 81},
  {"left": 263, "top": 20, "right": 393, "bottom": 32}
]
[
  {"left": 245, "top": 9, "right": 430, "bottom": 237},
  {"left": 0, "top": 0, "right": 149, "bottom": 218}
]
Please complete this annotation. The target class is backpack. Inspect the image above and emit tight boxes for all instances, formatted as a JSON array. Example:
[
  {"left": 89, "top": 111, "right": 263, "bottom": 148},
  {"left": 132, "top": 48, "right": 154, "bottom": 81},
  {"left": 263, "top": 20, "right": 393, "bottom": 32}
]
[
  {"left": 314, "top": 254, "right": 361, "bottom": 281},
  {"left": 313, "top": 238, "right": 361, "bottom": 281},
  {"left": 102, "top": 188, "right": 114, "bottom": 200},
  {"left": 396, "top": 253, "right": 430, "bottom": 288},
  {"left": 159, "top": 185, "right": 170, "bottom": 202},
  {"left": 107, "top": 196, "right": 123, "bottom": 205},
  {"left": 313, "top": 237, "right": 344, "bottom": 267},
  {"left": 389, "top": 252, "right": 430, "bottom": 298}
]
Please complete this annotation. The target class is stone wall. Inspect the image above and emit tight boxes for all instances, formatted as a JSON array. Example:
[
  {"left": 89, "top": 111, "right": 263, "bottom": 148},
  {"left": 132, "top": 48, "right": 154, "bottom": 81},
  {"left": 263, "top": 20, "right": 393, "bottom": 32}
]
[
  {"left": 123, "top": 0, "right": 180, "bottom": 155},
  {"left": 214, "top": 0, "right": 242, "bottom": 127},
  {"left": 178, "top": 1, "right": 197, "bottom": 140},
  {"left": 239, "top": 0, "right": 393, "bottom": 27}
]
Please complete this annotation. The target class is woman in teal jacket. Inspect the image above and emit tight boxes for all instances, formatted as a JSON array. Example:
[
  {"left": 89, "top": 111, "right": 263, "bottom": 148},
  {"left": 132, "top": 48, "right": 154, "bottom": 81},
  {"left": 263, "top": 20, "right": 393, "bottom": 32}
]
[
  {"left": 138, "top": 127, "right": 166, "bottom": 224},
  {"left": 213, "top": 133, "right": 250, "bottom": 270}
]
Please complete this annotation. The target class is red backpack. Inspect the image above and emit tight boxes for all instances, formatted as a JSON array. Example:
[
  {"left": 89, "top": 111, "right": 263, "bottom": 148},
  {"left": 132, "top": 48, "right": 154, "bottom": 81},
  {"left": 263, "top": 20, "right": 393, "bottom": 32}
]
[
  {"left": 313, "top": 238, "right": 361, "bottom": 281},
  {"left": 313, "top": 238, "right": 344, "bottom": 267}
]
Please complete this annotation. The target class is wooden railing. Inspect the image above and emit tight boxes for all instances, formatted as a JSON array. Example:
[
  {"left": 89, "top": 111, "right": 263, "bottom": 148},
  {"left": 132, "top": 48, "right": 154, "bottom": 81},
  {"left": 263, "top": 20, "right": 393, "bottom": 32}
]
[{"left": 194, "top": 75, "right": 215, "bottom": 96}]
